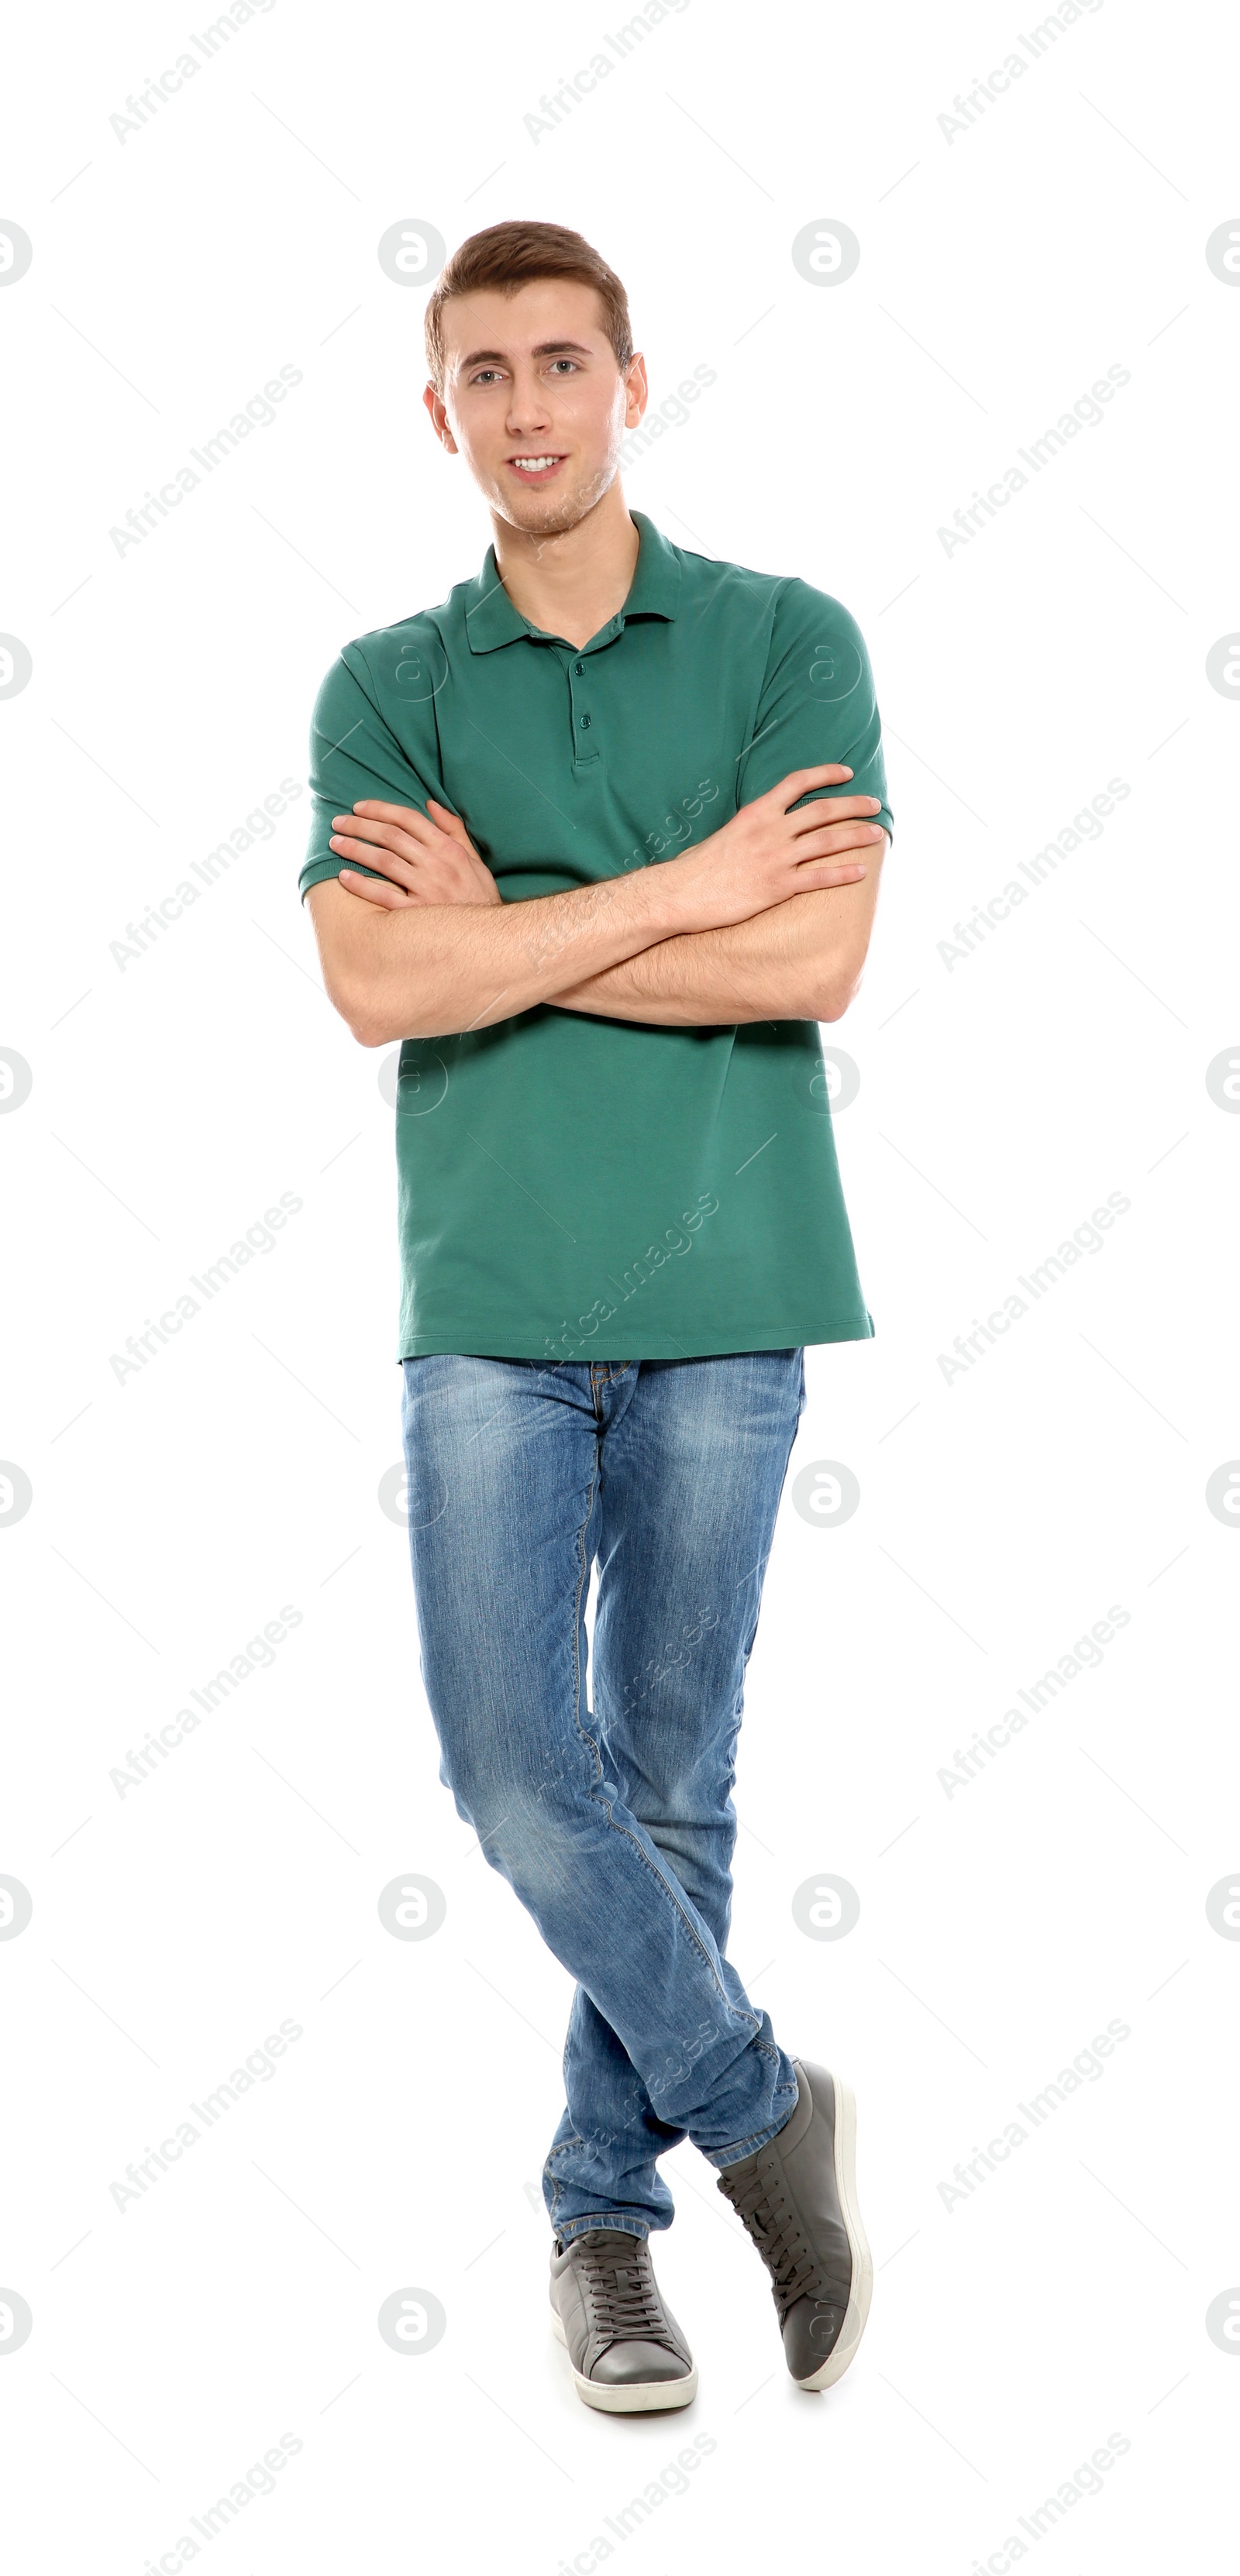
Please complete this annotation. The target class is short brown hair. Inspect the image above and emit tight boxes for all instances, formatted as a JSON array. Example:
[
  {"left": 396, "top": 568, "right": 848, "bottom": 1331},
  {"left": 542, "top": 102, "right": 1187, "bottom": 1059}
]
[{"left": 424, "top": 220, "right": 633, "bottom": 395}]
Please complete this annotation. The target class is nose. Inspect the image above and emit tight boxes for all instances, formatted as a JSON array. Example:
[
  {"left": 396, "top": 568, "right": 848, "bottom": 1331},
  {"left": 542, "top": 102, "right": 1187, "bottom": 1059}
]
[{"left": 505, "top": 367, "right": 553, "bottom": 439}]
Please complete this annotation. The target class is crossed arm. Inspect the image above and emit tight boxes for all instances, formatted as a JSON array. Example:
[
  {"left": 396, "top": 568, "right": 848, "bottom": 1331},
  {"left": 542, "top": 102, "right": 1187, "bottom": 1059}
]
[
  {"left": 542, "top": 859, "right": 887, "bottom": 1024},
  {"left": 305, "top": 774, "right": 888, "bottom": 1040}
]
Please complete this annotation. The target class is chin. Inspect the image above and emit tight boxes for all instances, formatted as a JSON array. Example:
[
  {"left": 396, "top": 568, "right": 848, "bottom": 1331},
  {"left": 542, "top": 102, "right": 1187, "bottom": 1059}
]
[
  {"left": 494, "top": 465, "right": 614, "bottom": 538},
  {"left": 501, "top": 494, "right": 587, "bottom": 539}
]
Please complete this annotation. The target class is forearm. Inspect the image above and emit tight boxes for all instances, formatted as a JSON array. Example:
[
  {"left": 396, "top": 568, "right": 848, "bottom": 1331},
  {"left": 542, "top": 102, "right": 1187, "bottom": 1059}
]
[
  {"left": 309, "top": 767, "right": 884, "bottom": 1041},
  {"left": 322, "top": 865, "right": 702, "bottom": 1044},
  {"left": 546, "top": 885, "right": 866, "bottom": 1027}
]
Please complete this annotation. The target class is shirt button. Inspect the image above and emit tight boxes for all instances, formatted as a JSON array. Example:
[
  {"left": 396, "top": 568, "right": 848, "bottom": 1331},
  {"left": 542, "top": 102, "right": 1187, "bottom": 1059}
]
[
  {"left": 579, "top": 713, "right": 591, "bottom": 730},
  {"left": 574, "top": 661, "right": 584, "bottom": 675}
]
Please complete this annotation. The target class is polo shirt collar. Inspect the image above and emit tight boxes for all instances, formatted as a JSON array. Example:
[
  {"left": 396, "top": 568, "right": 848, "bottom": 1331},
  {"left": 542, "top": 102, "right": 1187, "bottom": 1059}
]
[
  {"left": 463, "top": 509, "right": 680, "bottom": 653},
  {"left": 618, "top": 511, "right": 682, "bottom": 622}
]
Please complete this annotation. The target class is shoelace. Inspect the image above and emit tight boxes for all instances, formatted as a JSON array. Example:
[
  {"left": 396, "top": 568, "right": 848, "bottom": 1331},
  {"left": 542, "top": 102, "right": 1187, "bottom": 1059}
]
[
  {"left": 716, "top": 2163, "right": 830, "bottom": 2320},
  {"left": 574, "top": 2233, "right": 673, "bottom": 2346}
]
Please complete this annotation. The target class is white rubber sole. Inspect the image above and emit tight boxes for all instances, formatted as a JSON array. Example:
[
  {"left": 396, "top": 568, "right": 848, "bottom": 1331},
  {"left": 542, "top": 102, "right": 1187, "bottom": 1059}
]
[
  {"left": 793, "top": 2076, "right": 873, "bottom": 2392},
  {"left": 550, "top": 2303, "right": 699, "bottom": 2413}
]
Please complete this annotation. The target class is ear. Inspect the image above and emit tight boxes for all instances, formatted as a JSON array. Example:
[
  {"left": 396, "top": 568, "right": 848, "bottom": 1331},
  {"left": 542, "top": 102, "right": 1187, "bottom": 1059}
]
[
  {"left": 422, "top": 383, "right": 458, "bottom": 452},
  {"left": 623, "top": 352, "right": 649, "bottom": 432}
]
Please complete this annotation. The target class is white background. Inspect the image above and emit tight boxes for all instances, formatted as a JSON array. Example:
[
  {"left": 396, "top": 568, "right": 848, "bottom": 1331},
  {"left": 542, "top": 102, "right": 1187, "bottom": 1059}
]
[{"left": 2, "top": 0, "right": 1238, "bottom": 2568}]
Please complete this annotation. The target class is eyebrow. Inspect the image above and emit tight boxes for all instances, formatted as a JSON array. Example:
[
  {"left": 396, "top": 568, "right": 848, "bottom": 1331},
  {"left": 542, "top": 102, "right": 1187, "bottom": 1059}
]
[{"left": 456, "top": 339, "right": 596, "bottom": 370}]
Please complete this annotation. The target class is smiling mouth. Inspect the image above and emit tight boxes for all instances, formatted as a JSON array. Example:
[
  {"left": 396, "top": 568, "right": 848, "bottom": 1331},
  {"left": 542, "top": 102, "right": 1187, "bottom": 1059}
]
[{"left": 505, "top": 454, "right": 567, "bottom": 477}]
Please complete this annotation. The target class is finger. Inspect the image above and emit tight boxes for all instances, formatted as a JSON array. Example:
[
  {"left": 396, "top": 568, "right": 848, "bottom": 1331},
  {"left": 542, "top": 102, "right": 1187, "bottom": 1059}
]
[
  {"left": 348, "top": 800, "right": 441, "bottom": 835},
  {"left": 790, "top": 820, "right": 887, "bottom": 862},
  {"left": 426, "top": 800, "right": 481, "bottom": 855},
  {"left": 329, "top": 833, "right": 418, "bottom": 886},
  {"left": 334, "top": 802, "right": 444, "bottom": 855},
  {"left": 770, "top": 762, "right": 856, "bottom": 807},
  {"left": 337, "top": 866, "right": 414, "bottom": 908},
  {"left": 330, "top": 812, "right": 427, "bottom": 857},
  {"left": 329, "top": 821, "right": 421, "bottom": 869},
  {"left": 425, "top": 801, "right": 470, "bottom": 843},
  {"left": 787, "top": 794, "right": 883, "bottom": 835},
  {"left": 791, "top": 860, "right": 870, "bottom": 889}
]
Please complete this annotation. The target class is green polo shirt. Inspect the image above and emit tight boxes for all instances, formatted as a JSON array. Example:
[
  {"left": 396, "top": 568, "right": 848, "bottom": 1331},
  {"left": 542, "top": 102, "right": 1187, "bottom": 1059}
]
[{"left": 299, "top": 511, "right": 894, "bottom": 1363}]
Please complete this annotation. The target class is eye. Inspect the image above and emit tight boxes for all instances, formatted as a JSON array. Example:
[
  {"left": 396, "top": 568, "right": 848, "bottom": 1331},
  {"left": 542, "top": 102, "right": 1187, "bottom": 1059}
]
[
  {"left": 549, "top": 358, "right": 579, "bottom": 375},
  {"left": 470, "top": 368, "right": 503, "bottom": 387}
]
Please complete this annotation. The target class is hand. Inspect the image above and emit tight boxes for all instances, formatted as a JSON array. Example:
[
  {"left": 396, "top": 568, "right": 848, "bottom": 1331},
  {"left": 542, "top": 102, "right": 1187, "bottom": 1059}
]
[
  {"left": 662, "top": 765, "right": 886, "bottom": 937},
  {"left": 329, "top": 800, "right": 501, "bottom": 908}
]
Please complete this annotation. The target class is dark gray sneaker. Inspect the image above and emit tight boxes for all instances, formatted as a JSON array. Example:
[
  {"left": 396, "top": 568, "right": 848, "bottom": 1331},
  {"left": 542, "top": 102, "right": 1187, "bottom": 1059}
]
[
  {"left": 716, "top": 2060, "right": 872, "bottom": 2391},
  {"left": 549, "top": 2227, "right": 698, "bottom": 2413}
]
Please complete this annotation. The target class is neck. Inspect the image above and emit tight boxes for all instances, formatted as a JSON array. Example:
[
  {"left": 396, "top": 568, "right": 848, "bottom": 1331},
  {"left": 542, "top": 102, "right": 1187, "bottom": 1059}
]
[{"left": 489, "top": 482, "right": 640, "bottom": 650}]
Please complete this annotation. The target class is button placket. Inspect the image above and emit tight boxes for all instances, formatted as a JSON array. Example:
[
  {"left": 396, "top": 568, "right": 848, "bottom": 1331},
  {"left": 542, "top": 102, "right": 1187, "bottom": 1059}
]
[{"left": 567, "top": 649, "right": 601, "bottom": 768}]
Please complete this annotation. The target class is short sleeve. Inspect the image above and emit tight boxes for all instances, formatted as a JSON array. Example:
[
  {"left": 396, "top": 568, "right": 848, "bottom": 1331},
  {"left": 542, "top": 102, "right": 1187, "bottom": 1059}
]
[
  {"left": 298, "top": 645, "right": 439, "bottom": 902},
  {"left": 735, "top": 580, "right": 894, "bottom": 844}
]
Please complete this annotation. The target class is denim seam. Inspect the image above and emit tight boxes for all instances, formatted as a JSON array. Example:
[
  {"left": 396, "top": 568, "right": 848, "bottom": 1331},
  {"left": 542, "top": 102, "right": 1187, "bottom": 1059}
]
[
  {"left": 556, "top": 2215, "right": 649, "bottom": 2241},
  {"left": 706, "top": 2097, "right": 800, "bottom": 2165},
  {"left": 546, "top": 2138, "right": 585, "bottom": 2227},
  {"left": 570, "top": 1453, "right": 601, "bottom": 1785},
  {"left": 595, "top": 1801, "right": 762, "bottom": 2041},
  {"left": 566, "top": 1456, "right": 762, "bottom": 2069}
]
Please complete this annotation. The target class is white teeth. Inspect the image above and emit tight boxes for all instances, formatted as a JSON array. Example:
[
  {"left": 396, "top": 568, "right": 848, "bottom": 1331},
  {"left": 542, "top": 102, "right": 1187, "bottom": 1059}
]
[{"left": 511, "top": 456, "right": 560, "bottom": 471}]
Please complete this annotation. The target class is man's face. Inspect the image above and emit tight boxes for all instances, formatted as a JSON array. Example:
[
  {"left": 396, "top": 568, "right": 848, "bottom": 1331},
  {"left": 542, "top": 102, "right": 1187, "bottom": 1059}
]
[{"left": 425, "top": 277, "right": 646, "bottom": 537}]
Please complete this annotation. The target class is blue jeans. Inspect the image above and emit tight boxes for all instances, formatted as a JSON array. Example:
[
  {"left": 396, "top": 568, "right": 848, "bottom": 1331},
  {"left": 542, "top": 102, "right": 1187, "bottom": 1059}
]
[{"left": 399, "top": 1350, "right": 805, "bottom": 2241}]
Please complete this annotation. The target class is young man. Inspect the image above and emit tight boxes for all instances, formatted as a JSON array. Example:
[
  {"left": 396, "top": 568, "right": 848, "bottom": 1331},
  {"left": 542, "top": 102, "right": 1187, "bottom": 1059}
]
[{"left": 301, "top": 222, "right": 892, "bottom": 2413}]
